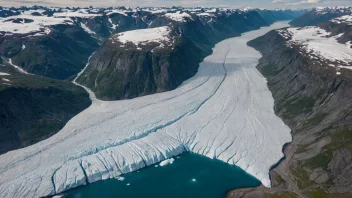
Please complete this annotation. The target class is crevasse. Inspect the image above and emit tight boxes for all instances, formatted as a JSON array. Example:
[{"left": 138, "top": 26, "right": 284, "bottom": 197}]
[{"left": 0, "top": 22, "right": 291, "bottom": 198}]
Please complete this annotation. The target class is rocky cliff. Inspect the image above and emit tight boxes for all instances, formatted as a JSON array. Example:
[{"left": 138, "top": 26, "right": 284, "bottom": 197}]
[
  {"left": 0, "top": 59, "right": 91, "bottom": 154},
  {"left": 78, "top": 9, "right": 304, "bottom": 100},
  {"left": 227, "top": 17, "right": 352, "bottom": 198},
  {"left": 76, "top": 27, "right": 205, "bottom": 100}
]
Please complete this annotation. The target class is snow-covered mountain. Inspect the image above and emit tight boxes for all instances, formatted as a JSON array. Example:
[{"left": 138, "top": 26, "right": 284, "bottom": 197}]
[
  {"left": 0, "top": 6, "right": 305, "bottom": 154},
  {"left": 0, "top": 6, "right": 305, "bottom": 80},
  {"left": 241, "top": 13, "right": 352, "bottom": 197},
  {"left": 279, "top": 13, "right": 352, "bottom": 77},
  {"left": 290, "top": 6, "right": 352, "bottom": 27}
]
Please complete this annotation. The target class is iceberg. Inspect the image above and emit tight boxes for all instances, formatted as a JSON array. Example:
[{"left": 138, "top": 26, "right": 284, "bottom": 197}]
[
  {"left": 0, "top": 22, "right": 291, "bottom": 198},
  {"left": 159, "top": 158, "right": 175, "bottom": 166}
]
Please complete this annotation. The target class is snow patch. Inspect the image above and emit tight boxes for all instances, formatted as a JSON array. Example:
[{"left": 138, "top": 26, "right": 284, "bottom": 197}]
[
  {"left": 164, "top": 11, "right": 192, "bottom": 22},
  {"left": 331, "top": 14, "right": 352, "bottom": 25},
  {"left": 114, "top": 26, "right": 171, "bottom": 46},
  {"left": 80, "top": 22, "right": 95, "bottom": 35},
  {"left": 0, "top": 14, "right": 72, "bottom": 34},
  {"left": 282, "top": 26, "right": 352, "bottom": 73},
  {"left": 8, "top": 58, "right": 30, "bottom": 74},
  {"left": 53, "top": 10, "right": 102, "bottom": 18},
  {"left": 0, "top": 72, "right": 10, "bottom": 76},
  {"left": 105, "top": 10, "right": 128, "bottom": 16}
]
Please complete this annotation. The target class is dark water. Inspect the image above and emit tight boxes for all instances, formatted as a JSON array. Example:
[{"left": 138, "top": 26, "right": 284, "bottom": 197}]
[{"left": 65, "top": 153, "right": 260, "bottom": 198}]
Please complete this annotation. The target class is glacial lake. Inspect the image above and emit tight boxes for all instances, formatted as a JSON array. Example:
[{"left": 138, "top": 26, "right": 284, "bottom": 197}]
[{"left": 65, "top": 153, "right": 260, "bottom": 198}]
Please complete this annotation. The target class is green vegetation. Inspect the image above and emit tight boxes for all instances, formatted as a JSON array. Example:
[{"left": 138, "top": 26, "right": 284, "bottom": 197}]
[
  {"left": 304, "top": 151, "right": 333, "bottom": 170},
  {"left": 22, "top": 118, "right": 63, "bottom": 144},
  {"left": 273, "top": 172, "right": 286, "bottom": 186},
  {"left": 328, "top": 128, "right": 352, "bottom": 150},
  {"left": 307, "top": 189, "right": 352, "bottom": 198},
  {"left": 301, "top": 113, "right": 327, "bottom": 129},
  {"left": 0, "top": 66, "right": 91, "bottom": 154},
  {"left": 289, "top": 165, "right": 312, "bottom": 189},
  {"left": 261, "top": 64, "right": 282, "bottom": 77},
  {"left": 295, "top": 144, "right": 310, "bottom": 154},
  {"left": 266, "top": 191, "right": 299, "bottom": 198},
  {"left": 284, "top": 97, "right": 315, "bottom": 116}
]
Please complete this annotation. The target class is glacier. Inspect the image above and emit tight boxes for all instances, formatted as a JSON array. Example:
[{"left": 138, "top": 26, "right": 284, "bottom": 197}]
[{"left": 0, "top": 21, "right": 291, "bottom": 198}]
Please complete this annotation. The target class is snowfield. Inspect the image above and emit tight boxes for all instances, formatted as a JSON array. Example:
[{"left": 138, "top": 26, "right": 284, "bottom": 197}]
[
  {"left": 278, "top": 26, "right": 352, "bottom": 73},
  {"left": 164, "top": 11, "right": 192, "bottom": 22},
  {"left": 0, "top": 22, "right": 291, "bottom": 198},
  {"left": 0, "top": 72, "right": 10, "bottom": 76},
  {"left": 0, "top": 14, "right": 72, "bottom": 34},
  {"left": 53, "top": 9, "right": 103, "bottom": 18},
  {"left": 332, "top": 14, "right": 352, "bottom": 25},
  {"left": 113, "top": 26, "right": 171, "bottom": 45}
]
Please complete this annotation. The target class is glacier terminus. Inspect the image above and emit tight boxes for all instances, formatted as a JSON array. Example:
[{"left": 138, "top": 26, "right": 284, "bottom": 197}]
[{"left": 0, "top": 21, "right": 291, "bottom": 198}]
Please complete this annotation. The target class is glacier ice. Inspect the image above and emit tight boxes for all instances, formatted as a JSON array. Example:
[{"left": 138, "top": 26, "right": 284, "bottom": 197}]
[
  {"left": 159, "top": 158, "right": 175, "bottom": 166},
  {"left": 0, "top": 22, "right": 291, "bottom": 198}
]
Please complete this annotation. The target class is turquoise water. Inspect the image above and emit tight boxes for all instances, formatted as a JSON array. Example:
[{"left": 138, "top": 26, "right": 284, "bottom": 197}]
[{"left": 65, "top": 153, "right": 260, "bottom": 198}]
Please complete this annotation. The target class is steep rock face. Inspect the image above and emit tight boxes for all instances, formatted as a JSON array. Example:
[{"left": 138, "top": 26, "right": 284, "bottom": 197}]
[
  {"left": 0, "top": 25, "right": 99, "bottom": 80},
  {"left": 237, "top": 23, "right": 352, "bottom": 197},
  {"left": 0, "top": 63, "right": 91, "bottom": 154},
  {"left": 0, "top": 7, "right": 305, "bottom": 82},
  {"left": 78, "top": 9, "right": 303, "bottom": 100},
  {"left": 77, "top": 28, "right": 205, "bottom": 100}
]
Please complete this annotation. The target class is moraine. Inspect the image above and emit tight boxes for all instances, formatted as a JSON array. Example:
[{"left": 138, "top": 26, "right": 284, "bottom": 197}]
[{"left": 0, "top": 21, "right": 291, "bottom": 197}]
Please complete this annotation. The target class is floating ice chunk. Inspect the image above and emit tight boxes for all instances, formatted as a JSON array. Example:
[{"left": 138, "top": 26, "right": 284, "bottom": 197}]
[
  {"left": 116, "top": 177, "right": 125, "bottom": 181},
  {"left": 159, "top": 158, "right": 175, "bottom": 167},
  {"left": 192, "top": 178, "right": 196, "bottom": 182}
]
